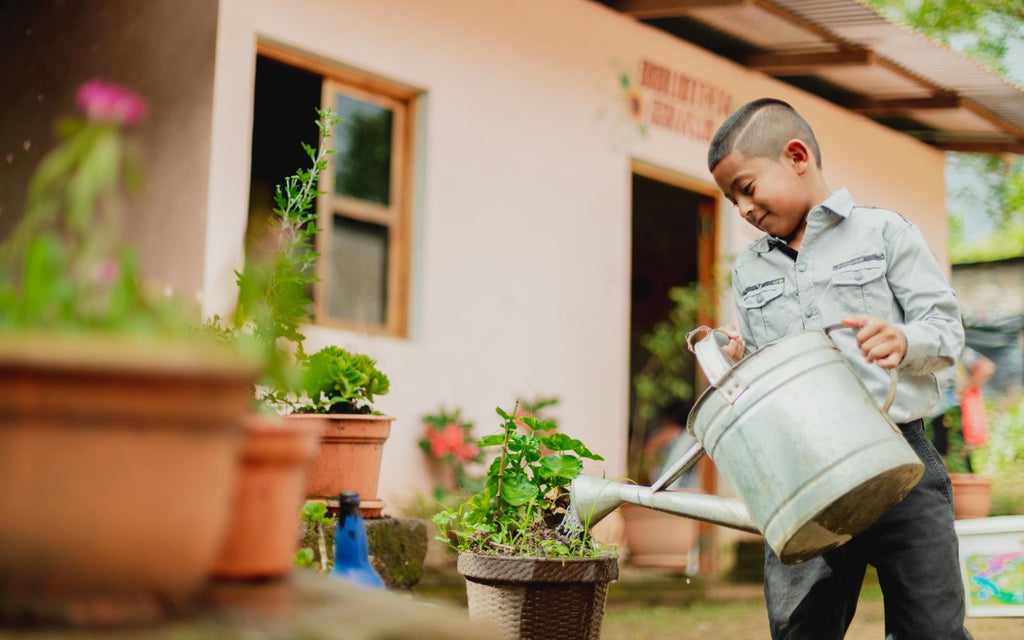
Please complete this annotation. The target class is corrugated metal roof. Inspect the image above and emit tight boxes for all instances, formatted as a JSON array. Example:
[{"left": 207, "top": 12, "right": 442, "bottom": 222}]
[{"left": 602, "top": 0, "right": 1024, "bottom": 153}]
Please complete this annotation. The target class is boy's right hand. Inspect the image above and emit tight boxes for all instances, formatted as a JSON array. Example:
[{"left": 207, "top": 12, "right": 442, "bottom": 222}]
[{"left": 719, "top": 325, "right": 745, "bottom": 362}]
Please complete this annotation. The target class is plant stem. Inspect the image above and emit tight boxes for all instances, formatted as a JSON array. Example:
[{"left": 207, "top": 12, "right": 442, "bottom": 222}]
[{"left": 493, "top": 400, "right": 518, "bottom": 525}]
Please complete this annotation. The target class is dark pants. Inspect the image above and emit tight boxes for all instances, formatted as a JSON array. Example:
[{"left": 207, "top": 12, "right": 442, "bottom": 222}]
[{"left": 763, "top": 420, "right": 973, "bottom": 640}]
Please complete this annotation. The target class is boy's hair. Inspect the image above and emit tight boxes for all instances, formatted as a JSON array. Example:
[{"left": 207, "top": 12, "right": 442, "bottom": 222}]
[{"left": 708, "top": 98, "right": 822, "bottom": 172}]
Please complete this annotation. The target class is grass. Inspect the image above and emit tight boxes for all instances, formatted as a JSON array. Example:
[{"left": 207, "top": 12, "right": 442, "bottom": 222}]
[{"left": 602, "top": 575, "right": 1023, "bottom": 640}]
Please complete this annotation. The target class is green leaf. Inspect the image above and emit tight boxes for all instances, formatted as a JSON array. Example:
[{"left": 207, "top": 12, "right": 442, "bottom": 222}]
[
  {"left": 538, "top": 454, "right": 583, "bottom": 482},
  {"left": 519, "top": 416, "right": 557, "bottom": 432},
  {"left": 500, "top": 473, "right": 540, "bottom": 506},
  {"left": 541, "top": 433, "right": 604, "bottom": 460},
  {"left": 477, "top": 434, "right": 506, "bottom": 448}
]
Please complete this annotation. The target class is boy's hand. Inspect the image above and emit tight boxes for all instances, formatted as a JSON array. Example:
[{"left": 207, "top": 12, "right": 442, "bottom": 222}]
[
  {"left": 841, "top": 315, "right": 907, "bottom": 369},
  {"left": 719, "top": 324, "right": 745, "bottom": 362}
]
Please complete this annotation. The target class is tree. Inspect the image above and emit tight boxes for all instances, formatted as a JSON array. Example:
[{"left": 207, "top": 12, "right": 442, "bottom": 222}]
[{"left": 865, "top": 0, "right": 1024, "bottom": 263}]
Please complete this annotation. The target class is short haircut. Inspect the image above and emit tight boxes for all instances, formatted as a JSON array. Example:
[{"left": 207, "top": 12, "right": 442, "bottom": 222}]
[{"left": 707, "top": 98, "right": 821, "bottom": 171}]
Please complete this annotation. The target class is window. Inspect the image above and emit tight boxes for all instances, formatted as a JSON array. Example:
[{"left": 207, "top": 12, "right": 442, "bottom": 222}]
[{"left": 251, "top": 44, "right": 415, "bottom": 337}]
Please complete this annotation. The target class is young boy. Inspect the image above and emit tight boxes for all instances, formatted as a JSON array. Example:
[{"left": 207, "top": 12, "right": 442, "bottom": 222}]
[{"left": 708, "top": 98, "right": 971, "bottom": 640}]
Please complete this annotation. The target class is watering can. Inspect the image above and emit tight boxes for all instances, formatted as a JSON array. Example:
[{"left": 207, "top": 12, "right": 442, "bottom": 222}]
[{"left": 563, "top": 325, "right": 924, "bottom": 564}]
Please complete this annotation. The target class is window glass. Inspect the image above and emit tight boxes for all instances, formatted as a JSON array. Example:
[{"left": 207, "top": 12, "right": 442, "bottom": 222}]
[
  {"left": 333, "top": 94, "right": 393, "bottom": 205},
  {"left": 328, "top": 216, "right": 389, "bottom": 324}
]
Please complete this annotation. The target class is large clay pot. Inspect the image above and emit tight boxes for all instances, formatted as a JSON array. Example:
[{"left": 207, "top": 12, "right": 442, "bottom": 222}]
[
  {"left": 0, "top": 334, "right": 256, "bottom": 626},
  {"left": 211, "top": 413, "right": 323, "bottom": 579},
  {"left": 620, "top": 503, "right": 699, "bottom": 568},
  {"left": 457, "top": 552, "right": 619, "bottom": 640},
  {"left": 950, "top": 473, "right": 993, "bottom": 520},
  {"left": 296, "top": 413, "right": 393, "bottom": 517}
]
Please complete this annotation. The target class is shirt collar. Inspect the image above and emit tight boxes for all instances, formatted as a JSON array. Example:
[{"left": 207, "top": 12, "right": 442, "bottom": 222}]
[{"left": 752, "top": 188, "right": 853, "bottom": 255}]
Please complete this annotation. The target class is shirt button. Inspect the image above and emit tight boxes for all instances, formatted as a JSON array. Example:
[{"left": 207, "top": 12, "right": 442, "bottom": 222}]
[
  {"left": 756, "top": 294, "right": 764, "bottom": 303},
  {"left": 804, "top": 307, "right": 814, "bottom": 318},
  {"left": 854, "top": 272, "right": 863, "bottom": 281},
  {"left": 797, "top": 262, "right": 807, "bottom": 272}
]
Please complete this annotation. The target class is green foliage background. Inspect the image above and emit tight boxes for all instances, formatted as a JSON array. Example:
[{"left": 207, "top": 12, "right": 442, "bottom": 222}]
[{"left": 864, "top": 0, "right": 1024, "bottom": 264}]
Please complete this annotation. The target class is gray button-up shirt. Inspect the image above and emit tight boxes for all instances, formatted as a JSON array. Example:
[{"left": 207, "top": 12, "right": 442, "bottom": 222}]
[{"left": 730, "top": 189, "right": 965, "bottom": 423}]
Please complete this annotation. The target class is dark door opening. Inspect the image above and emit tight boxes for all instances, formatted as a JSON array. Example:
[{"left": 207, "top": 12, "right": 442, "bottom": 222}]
[{"left": 628, "top": 170, "right": 715, "bottom": 484}]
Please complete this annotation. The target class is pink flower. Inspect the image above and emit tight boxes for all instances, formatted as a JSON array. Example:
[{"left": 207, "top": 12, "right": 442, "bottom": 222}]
[
  {"left": 439, "top": 423, "right": 464, "bottom": 452},
  {"left": 76, "top": 79, "right": 147, "bottom": 125},
  {"left": 453, "top": 442, "right": 478, "bottom": 462},
  {"left": 92, "top": 258, "right": 120, "bottom": 287}
]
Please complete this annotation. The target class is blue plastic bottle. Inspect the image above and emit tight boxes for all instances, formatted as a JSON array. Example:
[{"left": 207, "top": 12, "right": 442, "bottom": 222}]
[{"left": 329, "top": 492, "right": 385, "bottom": 589}]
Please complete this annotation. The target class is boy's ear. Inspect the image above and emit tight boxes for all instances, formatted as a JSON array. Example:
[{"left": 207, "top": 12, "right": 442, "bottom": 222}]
[{"left": 783, "top": 139, "right": 812, "bottom": 173}]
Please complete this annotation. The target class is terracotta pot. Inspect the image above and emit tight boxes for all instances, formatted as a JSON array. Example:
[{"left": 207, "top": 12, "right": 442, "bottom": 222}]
[
  {"left": 211, "top": 413, "right": 323, "bottom": 579},
  {"left": 457, "top": 552, "right": 619, "bottom": 640},
  {"left": 0, "top": 334, "right": 256, "bottom": 626},
  {"left": 950, "top": 473, "right": 993, "bottom": 520},
  {"left": 425, "top": 456, "right": 459, "bottom": 493},
  {"left": 295, "top": 413, "right": 393, "bottom": 517},
  {"left": 620, "top": 502, "right": 700, "bottom": 568}
]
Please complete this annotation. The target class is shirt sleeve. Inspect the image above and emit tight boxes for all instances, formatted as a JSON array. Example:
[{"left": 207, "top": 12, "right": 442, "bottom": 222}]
[{"left": 886, "top": 222, "right": 965, "bottom": 376}]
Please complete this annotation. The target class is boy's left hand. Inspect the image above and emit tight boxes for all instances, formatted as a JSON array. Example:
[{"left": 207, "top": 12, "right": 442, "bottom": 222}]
[{"left": 841, "top": 315, "right": 907, "bottom": 369}]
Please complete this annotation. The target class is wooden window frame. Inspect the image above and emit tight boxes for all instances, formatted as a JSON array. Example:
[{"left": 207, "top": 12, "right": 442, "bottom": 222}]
[{"left": 257, "top": 42, "right": 416, "bottom": 337}]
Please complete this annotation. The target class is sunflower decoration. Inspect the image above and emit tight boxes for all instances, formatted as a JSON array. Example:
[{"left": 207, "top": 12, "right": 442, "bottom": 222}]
[{"left": 620, "top": 72, "right": 648, "bottom": 134}]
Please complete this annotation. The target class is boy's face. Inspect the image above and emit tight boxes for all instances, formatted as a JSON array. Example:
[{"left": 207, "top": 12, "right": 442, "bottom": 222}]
[{"left": 711, "top": 145, "right": 811, "bottom": 240}]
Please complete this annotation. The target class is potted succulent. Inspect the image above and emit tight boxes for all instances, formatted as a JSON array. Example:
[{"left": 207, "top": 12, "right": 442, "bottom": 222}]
[
  {"left": 433, "top": 403, "right": 618, "bottom": 640},
  {"left": 0, "top": 80, "right": 259, "bottom": 625},
  {"left": 290, "top": 344, "right": 394, "bottom": 517}
]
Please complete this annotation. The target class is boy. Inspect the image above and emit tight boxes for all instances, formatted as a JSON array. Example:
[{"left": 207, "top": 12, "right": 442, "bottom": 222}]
[{"left": 708, "top": 98, "right": 970, "bottom": 640}]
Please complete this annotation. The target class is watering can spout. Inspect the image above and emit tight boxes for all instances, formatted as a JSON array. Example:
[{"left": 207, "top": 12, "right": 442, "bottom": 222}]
[{"left": 561, "top": 475, "right": 760, "bottom": 537}]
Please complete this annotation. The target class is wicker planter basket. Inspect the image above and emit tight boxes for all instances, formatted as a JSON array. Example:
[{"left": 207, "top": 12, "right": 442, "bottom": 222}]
[{"left": 457, "top": 552, "right": 619, "bottom": 640}]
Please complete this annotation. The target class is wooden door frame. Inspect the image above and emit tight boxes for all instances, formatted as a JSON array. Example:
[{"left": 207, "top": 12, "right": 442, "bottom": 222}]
[{"left": 629, "top": 158, "right": 725, "bottom": 577}]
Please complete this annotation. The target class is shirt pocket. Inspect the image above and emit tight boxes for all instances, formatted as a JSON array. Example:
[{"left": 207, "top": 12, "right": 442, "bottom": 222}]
[
  {"left": 738, "top": 278, "right": 789, "bottom": 345},
  {"left": 829, "top": 253, "right": 889, "bottom": 317}
]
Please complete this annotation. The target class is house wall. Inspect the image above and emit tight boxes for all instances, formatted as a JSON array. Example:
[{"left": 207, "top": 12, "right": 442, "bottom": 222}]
[
  {"left": 0, "top": 0, "right": 219, "bottom": 307},
  {"left": 209, "top": 0, "right": 949, "bottom": 509}
]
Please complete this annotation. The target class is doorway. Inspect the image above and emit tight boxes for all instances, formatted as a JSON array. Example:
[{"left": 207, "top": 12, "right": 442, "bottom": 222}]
[
  {"left": 628, "top": 161, "right": 716, "bottom": 478},
  {"left": 628, "top": 160, "right": 719, "bottom": 573}
]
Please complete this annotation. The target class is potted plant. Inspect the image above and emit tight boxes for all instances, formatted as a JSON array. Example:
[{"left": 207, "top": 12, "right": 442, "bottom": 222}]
[
  {"left": 207, "top": 108, "right": 352, "bottom": 579},
  {"left": 212, "top": 106, "right": 393, "bottom": 522},
  {"left": 289, "top": 344, "right": 394, "bottom": 517},
  {"left": 433, "top": 403, "right": 618, "bottom": 640},
  {"left": 621, "top": 285, "right": 712, "bottom": 568},
  {"left": 928, "top": 402, "right": 993, "bottom": 519},
  {"left": 418, "top": 407, "right": 483, "bottom": 497},
  {"left": 0, "top": 80, "right": 259, "bottom": 625}
]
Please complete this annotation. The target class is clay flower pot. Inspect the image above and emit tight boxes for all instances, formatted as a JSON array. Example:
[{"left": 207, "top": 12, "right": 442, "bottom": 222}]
[
  {"left": 950, "top": 473, "right": 993, "bottom": 520},
  {"left": 620, "top": 502, "right": 699, "bottom": 568},
  {"left": 211, "top": 413, "right": 323, "bottom": 579},
  {"left": 294, "top": 413, "right": 393, "bottom": 517},
  {"left": 0, "top": 334, "right": 257, "bottom": 626}
]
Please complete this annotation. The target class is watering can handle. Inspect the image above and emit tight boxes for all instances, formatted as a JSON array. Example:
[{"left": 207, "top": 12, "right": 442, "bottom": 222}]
[
  {"left": 823, "top": 324, "right": 898, "bottom": 414},
  {"left": 686, "top": 326, "right": 734, "bottom": 388}
]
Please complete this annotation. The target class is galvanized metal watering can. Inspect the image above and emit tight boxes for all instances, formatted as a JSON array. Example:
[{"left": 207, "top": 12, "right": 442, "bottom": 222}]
[{"left": 564, "top": 325, "right": 924, "bottom": 564}]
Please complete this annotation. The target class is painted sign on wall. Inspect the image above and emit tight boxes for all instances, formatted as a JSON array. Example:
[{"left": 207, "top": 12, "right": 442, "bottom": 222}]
[{"left": 622, "top": 58, "right": 731, "bottom": 143}]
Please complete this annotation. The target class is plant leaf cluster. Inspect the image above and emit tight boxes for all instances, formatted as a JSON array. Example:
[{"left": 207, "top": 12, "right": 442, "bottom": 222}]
[
  {"left": 629, "top": 284, "right": 709, "bottom": 481},
  {"left": 0, "top": 99, "right": 188, "bottom": 336},
  {"left": 217, "top": 109, "right": 340, "bottom": 394},
  {"left": 297, "top": 345, "right": 390, "bottom": 414},
  {"left": 207, "top": 108, "right": 391, "bottom": 415},
  {"left": 432, "top": 404, "right": 605, "bottom": 558}
]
